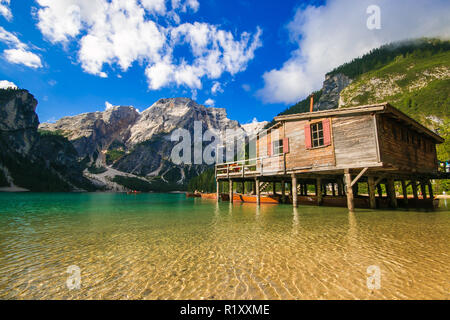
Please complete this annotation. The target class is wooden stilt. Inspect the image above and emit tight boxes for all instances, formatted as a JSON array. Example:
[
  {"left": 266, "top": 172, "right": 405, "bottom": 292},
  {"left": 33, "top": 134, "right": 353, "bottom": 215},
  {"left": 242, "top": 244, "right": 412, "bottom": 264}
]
[
  {"left": 412, "top": 180, "right": 419, "bottom": 200},
  {"left": 420, "top": 181, "right": 427, "bottom": 200},
  {"left": 344, "top": 169, "right": 354, "bottom": 212},
  {"left": 387, "top": 179, "right": 397, "bottom": 208},
  {"left": 256, "top": 178, "right": 260, "bottom": 206},
  {"left": 292, "top": 174, "right": 298, "bottom": 207},
  {"left": 272, "top": 182, "right": 277, "bottom": 195},
  {"left": 377, "top": 184, "right": 383, "bottom": 198},
  {"left": 229, "top": 179, "right": 233, "bottom": 204},
  {"left": 368, "top": 176, "right": 376, "bottom": 209},
  {"left": 281, "top": 180, "right": 286, "bottom": 204},
  {"left": 216, "top": 180, "right": 220, "bottom": 202},
  {"left": 242, "top": 182, "right": 245, "bottom": 195},
  {"left": 338, "top": 181, "right": 343, "bottom": 196},
  {"left": 401, "top": 180, "right": 408, "bottom": 206},
  {"left": 317, "top": 178, "right": 323, "bottom": 205},
  {"left": 332, "top": 183, "right": 336, "bottom": 197},
  {"left": 427, "top": 181, "right": 434, "bottom": 199}
]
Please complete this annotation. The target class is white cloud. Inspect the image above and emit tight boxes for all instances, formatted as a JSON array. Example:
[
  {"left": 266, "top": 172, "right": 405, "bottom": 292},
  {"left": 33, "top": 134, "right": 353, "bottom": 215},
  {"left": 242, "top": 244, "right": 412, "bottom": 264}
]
[
  {"left": 3, "top": 48, "right": 43, "bottom": 68},
  {"left": 258, "top": 0, "right": 450, "bottom": 104},
  {"left": 204, "top": 98, "right": 215, "bottom": 106},
  {"left": 0, "top": 80, "right": 17, "bottom": 89},
  {"left": 242, "top": 83, "right": 250, "bottom": 92},
  {"left": 0, "top": 0, "right": 12, "bottom": 21},
  {"left": 211, "top": 81, "right": 223, "bottom": 95},
  {"left": 35, "top": 0, "right": 262, "bottom": 90},
  {"left": 0, "top": 27, "right": 43, "bottom": 68}
]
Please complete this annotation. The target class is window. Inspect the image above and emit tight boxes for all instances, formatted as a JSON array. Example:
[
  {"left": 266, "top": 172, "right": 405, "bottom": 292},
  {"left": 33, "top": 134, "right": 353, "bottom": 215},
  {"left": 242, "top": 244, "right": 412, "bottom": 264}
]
[
  {"left": 311, "top": 122, "right": 324, "bottom": 148},
  {"left": 273, "top": 140, "right": 284, "bottom": 155}
]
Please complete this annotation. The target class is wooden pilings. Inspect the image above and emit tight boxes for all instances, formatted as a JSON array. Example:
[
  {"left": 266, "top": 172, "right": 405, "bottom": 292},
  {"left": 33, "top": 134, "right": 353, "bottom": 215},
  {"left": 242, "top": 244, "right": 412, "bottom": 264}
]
[
  {"left": 420, "top": 182, "right": 427, "bottom": 200},
  {"left": 229, "top": 179, "right": 233, "bottom": 203},
  {"left": 412, "top": 181, "right": 419, "bottom": 200},
  {"left": 401, "top": 180, "right": 408, "bottom": 206},
  {"left": 316, "top": 178, "right": 323, "bottom": 206},
  {"left": 344, "top": 169, "right": 354, "bottom": 212},
  {"left": 368, "top": 176, "right": 376, "bottom": 209},
  {"left": 427, "top": 181, "right": 434, "bottom": 199},
  {"left": 216, "top": 180, "right": 220, "bottom": 202},
  {"left": 387, "top": 178, "right": 397, "bottom": 208},
  {"left": 218, "top": 174, "right": 434, "bottom": 210},
  {"left": 255, "top": 178, "right": 260, "bottom": 206},
  {"left": 292, "top": 174, "right": 298, "bottom": 207}
]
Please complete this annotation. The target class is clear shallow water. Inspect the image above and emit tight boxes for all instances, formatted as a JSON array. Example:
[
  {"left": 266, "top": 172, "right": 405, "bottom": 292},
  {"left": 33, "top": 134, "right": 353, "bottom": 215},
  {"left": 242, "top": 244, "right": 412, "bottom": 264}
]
[{"left": 0, "top": 193, "right": 449, "bottom": 300}]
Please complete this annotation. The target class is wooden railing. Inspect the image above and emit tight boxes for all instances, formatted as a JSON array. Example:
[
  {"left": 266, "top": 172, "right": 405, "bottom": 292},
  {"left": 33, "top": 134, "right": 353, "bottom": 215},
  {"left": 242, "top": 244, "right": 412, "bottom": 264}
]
[{"left": 215, "top": 155, "right": 286, "bottom": 178}]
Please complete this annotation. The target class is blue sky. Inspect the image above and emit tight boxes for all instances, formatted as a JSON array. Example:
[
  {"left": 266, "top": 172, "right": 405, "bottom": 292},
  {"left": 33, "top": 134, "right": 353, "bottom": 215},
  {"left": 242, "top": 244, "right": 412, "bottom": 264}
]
[{"left": 0, "top": 0, "right": 449, "bottom": 124}]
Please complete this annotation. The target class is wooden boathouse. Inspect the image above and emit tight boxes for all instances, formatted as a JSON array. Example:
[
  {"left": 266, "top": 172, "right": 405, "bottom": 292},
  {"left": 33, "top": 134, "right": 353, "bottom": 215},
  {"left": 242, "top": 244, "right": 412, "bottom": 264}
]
[{"left": 215, "top": 102, "right": 448, "bottom": 211}]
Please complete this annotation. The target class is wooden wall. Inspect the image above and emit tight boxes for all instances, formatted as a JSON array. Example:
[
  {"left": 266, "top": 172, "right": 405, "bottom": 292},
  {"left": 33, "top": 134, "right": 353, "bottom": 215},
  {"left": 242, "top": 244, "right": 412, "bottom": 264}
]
[
  {"left": 377, "top": 114, "right": 438, "bottom": 173},
  {"left": 333, "top": 114, "right": 379, "bottom": 167}
]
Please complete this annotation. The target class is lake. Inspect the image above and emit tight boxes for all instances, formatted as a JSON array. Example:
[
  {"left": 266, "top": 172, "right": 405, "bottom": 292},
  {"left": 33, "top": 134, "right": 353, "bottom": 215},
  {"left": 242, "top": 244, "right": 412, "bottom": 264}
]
[{"left": 0, "top": 193, "right": 449, "bottom": 300}]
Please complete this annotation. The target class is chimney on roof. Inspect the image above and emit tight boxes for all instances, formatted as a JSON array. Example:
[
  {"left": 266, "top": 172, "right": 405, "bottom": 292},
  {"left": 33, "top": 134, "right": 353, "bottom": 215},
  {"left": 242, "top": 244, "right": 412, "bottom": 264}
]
[{"left": 310, "top": 94, "right": 314, "bottom": 113}]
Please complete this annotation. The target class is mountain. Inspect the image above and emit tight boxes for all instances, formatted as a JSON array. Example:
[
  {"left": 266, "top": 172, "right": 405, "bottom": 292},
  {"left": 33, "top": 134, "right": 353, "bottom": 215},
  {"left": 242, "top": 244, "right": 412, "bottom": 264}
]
[
  {"left": 0, "top": 89, "right": 97, "bottom": 192},
  {"left": 38, "top": 97, "right": 258, "bottom": 191}
]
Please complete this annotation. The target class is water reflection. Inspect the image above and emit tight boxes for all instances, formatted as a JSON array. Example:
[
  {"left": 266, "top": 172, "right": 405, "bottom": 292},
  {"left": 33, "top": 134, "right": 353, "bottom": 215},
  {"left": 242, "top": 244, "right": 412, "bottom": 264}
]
[{"left": 292, "top": 207, "right": 299, "bottom": 236}]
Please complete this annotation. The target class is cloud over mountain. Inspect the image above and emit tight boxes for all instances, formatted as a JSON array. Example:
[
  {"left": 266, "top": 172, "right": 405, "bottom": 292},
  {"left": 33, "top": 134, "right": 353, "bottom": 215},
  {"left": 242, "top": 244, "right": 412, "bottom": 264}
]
[{"left": 258, "top": 0, "right": 450, "bottom": 104}]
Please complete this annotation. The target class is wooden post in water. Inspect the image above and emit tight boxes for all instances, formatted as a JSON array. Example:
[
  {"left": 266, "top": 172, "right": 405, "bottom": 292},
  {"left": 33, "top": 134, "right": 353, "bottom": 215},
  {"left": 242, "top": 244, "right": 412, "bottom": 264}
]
[
  {"left": 255, "top": 178, "right": 260, "bottom": 206},
  {"left": 316, "top": 178, "right": 323, "bottom": 205},
  {"left": 272, "top": 182, "right": 277, "bottom": 195},
  {"left": 387, "top": 179, "right": 397, "bottom": 208},
  {"left": 332, "top": 183, "right": 336, "bottom": 197},
  {"left": 368, "top": 176, "right": 376, "bottom": 209},
  {"left": 344, "top": 169, "right": 354, "bottom": 212},
  {"left": 281, "top": 180, "right": 286, "bottom": 204},
  {"left": 229, "top": 179, "right": 233, "bottom": 204},
  {"left": 242, "top": 181, "right": 245, "bottom": 195},
  {"left": 292, "top": 174, "right": 298, "bottom": 207},
  {"left": 401, "top": 180, "right": 408, "bottom": 206},
  {"left": 216, "top": 180, "right": 220, "bottom": 202}
]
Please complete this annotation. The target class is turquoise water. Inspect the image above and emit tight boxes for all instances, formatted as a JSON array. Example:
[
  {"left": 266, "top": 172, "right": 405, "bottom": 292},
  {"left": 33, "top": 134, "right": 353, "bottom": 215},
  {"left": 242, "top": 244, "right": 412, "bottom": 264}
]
[{"left": 0, "top": 193, "right": 449, "bottom": 300}]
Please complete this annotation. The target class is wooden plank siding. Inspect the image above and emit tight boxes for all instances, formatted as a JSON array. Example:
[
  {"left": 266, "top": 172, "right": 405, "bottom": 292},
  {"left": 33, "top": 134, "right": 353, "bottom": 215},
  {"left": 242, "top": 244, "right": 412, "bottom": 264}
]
[
  {"left": 377, "top": 114, "right": 438, "bottom": 173},
  {"left": 332, "top": 114, "right": 379, "bottom": 168},
  {"left": 284, "top": 119, "right": 335, "bottom": 171}
]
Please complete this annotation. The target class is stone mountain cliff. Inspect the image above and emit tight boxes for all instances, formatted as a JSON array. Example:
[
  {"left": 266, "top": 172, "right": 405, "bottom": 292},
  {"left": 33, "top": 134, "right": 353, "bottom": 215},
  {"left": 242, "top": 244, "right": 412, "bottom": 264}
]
[
  {"left": 0, "top": 89, "right": 96, "bottom": 191},
  {"left": 39, "top": 97, "right": 254, "bottom": 191}
]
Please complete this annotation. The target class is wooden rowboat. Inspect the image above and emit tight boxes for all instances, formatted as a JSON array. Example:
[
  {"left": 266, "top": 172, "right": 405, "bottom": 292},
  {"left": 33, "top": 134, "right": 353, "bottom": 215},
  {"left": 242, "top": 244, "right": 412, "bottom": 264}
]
[
  {"left": 186, "top": 192, "right": 201, "bottom": 198},
  {"left": 200, "top": 193, "right": 217, "bottom": 200},
  {"left": 218, "top": 193, "right": 280, "bottom": 204}
]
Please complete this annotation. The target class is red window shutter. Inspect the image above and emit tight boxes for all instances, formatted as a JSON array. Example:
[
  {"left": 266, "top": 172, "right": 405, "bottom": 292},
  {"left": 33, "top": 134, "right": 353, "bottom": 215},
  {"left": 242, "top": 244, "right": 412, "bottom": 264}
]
[
  {"left": 322, "top": 119, "right": 332, "bottom": 146},
  {"left": 283, "top": 138, "right": 289, "bottom": 153},
  {"left": 267, "top": 133, "right": 272, "bottom": 156},
  {"left": 304, "top": 125, "right": 312, "bottom": 149}
]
